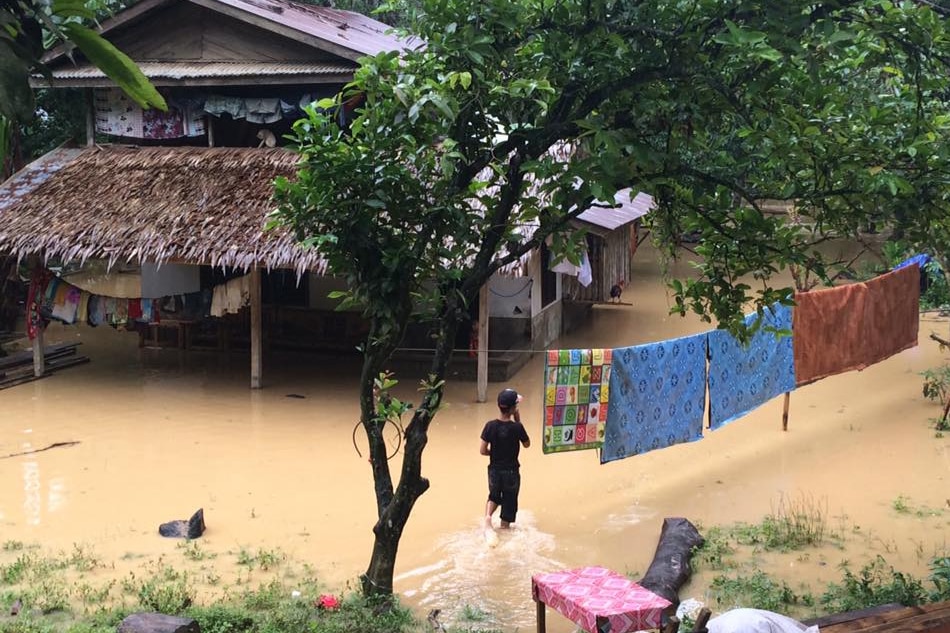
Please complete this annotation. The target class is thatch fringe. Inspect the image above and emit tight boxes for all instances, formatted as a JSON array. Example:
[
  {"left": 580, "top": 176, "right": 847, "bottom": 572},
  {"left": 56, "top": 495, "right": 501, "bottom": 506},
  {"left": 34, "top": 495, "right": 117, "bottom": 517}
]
[{"left": 0, "top": 145, "right": 327, "bottom": 275}]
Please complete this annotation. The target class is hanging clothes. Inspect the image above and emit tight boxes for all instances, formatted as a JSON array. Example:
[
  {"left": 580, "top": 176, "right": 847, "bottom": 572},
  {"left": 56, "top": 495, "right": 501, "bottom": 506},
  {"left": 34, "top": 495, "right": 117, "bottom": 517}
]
[
  {"left": 707, "top": 303, "right": 796, "bottom": 430},
  {"left": 601, "top": 332, "right": 707, "bottom": 464},
  {"left": 87, "top": 295, "right": 105, "bottom": 327},
  {"left": 542, "top": 348, "right": 612, "bottom": 454},
  {"left": 94, "top": 88, "right": 144, "bottom": 136},
  {"left": 26, "top": 271, "right": 51, "bottom": 340},
  {"left": 792, "top": 264, "right": 919, "bottom": 386},
  {"left": 50, "top": 282, "right": 80, "bottom": 324},
  {"left": 861, "top": 264, "right": 920, "bottom": 369}
]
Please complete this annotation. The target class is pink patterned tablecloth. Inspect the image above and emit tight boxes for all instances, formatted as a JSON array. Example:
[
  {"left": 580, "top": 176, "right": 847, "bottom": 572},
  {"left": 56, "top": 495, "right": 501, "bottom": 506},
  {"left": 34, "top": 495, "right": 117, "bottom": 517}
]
[{"left": 532, "top": 566, "right": 671, "bottom": 633}]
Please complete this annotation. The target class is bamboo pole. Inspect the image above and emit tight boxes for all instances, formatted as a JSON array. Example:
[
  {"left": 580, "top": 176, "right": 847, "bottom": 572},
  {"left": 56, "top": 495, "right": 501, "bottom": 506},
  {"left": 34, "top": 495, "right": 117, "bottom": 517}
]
[
  {"left": 249, "top": 268, "right": 262, "bottom": 389},
  {"left": 477, "top": 283, "right": 489, "bottom": 403},
  {"left": 782, "top": 392, "right": 790, "bottom": 431}
]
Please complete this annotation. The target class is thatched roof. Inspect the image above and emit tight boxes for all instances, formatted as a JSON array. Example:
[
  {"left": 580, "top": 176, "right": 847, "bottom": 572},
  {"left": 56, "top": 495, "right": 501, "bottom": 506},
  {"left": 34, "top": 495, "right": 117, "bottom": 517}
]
[{"left": 0, "top": 145, "right": 327, "bottom": 274}]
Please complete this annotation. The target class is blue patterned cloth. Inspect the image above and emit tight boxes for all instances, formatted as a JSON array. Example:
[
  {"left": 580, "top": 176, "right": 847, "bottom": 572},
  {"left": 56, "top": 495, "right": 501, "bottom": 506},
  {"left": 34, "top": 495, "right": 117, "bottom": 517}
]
[
  {"left": 707, "top": 303, "right": 796, "bottom": 430},
  {"left": 601, "top": 333, "right": 707, "bottom": 464}
]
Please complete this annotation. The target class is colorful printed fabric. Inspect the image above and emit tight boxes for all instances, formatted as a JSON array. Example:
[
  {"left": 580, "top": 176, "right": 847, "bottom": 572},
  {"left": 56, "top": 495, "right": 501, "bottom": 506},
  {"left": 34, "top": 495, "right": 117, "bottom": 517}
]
[
  {"left": 707, "top": 303, "right": 796, "bottom": 430},
  {"left": 531, "top": 566, "right": 671, "bottom": 633},
  {"left": 542, "top": 348, "right": 612, "bottom": 453},
  {"left": 601, "top": 333, "right": 707, "bottom": 464}
]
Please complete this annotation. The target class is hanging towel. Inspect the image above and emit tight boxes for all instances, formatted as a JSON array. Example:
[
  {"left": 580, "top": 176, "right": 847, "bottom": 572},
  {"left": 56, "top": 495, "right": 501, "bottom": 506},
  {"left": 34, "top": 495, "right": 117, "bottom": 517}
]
[
  {"left": 77, "top": 291, "right": 90, "bottom": 324},
  {"left": 793, "top": 265, "right": 919, "bottom": 386},
  {"left": 707, "top": 303, "right": 796, "bottom": 430},
  {"left": 127, "top": 298, "right": 143, "bottom": 320},
  {"left": 862, "top": 264, "right": 920, "bottom": 368},
  {"left": 792, "top": 282, "right": 868, "bottom": 386},
  {"left": 542, "top": 348, "right": 612, "bottom": 453},
  {"left": 50, "top": 282, "right": 79, "bottom": 324},
  {"left": 602, "top": 332, "right": 707, "bottom": 464},
  {"left": 210, "top": 284, "right": 227, "bottom": 317},
  {"left": 87, "top": 295, "right": 104, "bottom": 327}
]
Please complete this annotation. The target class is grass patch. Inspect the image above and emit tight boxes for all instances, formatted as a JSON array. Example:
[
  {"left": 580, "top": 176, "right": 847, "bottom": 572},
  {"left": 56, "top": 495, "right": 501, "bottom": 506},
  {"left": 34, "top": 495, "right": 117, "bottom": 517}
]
[
  {"left": 709, "top": 570, "right": 815, "bottom": 612},
  {"left": 821, "top": 556, "right": 929, "bottom": 612}
]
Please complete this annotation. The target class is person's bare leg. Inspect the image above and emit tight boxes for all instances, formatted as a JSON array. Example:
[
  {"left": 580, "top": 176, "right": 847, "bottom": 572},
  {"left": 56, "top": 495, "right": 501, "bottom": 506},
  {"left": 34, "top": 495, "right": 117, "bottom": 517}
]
[
  {"left": 484, "top": 500, "right": 498, "bottom": 529},
  {"left": 499, "top": 520, "right": 511, "bottom": 529}
]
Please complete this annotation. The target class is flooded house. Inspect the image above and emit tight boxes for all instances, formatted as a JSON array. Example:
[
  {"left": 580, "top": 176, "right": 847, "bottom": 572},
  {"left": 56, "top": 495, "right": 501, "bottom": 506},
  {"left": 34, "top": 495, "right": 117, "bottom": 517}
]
[{"left": 0, "top": 0, "right": 650, "bottom": 393}]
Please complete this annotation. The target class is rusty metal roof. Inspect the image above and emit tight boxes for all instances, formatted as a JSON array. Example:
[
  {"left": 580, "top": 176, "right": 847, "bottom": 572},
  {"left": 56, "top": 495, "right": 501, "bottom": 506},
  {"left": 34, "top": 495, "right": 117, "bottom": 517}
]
[
  {"left": 42, "top": 61, "right": 356, "bottom": 82},
  {"left": 576, "top": 189, "right": 655, "bottom": 230},
  {"left": 204, "top": 0, "right": 417, "bottom": 59},
  {"left": 41, "top": 0, "right": 416, "bottom": 68}
]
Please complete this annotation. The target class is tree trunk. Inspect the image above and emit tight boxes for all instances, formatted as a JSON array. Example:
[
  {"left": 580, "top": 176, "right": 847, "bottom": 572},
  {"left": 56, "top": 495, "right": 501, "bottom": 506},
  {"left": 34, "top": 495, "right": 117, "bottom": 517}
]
[{"left": 360, "top": 302, "right": 462, "bottom": 599}]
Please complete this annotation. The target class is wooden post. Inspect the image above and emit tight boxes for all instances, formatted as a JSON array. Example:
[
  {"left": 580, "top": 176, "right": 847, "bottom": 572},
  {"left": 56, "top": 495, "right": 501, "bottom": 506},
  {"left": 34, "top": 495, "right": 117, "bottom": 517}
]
[
  {"left": 30, "top": 258, "right": 45, "bottom": 377},
  {"left": 535, "top": 599, "right": 546, "bottom": 633},
  {"left": 782, "top": 392, "right": 790, "bottom": 431},
  {"left": 477, "top": 282, "right": 489, "bottom": 402},
  {"left": 32, "top": 321, "right": 45, "bottom": 377},
  {"left": 249, "top": 268, "right": 262, "bottom": 389},
  {"left": 85, "top": 89, "right": 95, "bottom": 147}
]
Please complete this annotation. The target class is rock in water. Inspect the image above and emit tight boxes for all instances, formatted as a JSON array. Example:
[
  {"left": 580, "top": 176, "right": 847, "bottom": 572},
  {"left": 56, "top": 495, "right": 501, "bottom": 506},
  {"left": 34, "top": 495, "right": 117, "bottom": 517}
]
[{"left": 159, "top": 508, "right": 205, "bottom": 539}]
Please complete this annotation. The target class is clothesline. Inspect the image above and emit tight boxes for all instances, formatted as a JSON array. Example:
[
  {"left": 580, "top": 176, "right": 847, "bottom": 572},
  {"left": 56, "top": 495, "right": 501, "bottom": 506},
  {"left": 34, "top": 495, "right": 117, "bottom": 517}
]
[{"left": 543, "top": 263, "right": 922, "bottom": 465}]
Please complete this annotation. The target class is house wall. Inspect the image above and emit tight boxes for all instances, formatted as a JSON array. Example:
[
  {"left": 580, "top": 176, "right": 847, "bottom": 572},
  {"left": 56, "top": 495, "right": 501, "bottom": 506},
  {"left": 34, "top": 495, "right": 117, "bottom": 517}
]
[
  {"left": 531, "top": 301, "right": 562, "bottom": 350},
  {"left": 562, "top": 224, "right": 635, "bottom": 303},
  {"left": 110, "top": 4, "right": 336, "bottom": 62},
  {"left": 141, "top": 263, "right": 201, "bottom": 297},
  {"left": 487, "top": 276, "right": 532, "bottom": 319}
]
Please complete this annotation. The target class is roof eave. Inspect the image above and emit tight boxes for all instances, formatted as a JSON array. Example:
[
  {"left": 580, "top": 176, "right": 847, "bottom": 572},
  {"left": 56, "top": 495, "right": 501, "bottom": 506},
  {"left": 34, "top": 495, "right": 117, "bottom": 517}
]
[{"left": 30, "top": 72, "right": 353, "bottom": 89}]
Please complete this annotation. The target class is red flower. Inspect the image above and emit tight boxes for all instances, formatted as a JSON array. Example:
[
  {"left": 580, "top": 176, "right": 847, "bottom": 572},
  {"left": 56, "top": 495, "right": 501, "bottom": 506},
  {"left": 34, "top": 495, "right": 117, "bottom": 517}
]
[{"left": 317, "top": 594, "right": 340, "bottom": 610}]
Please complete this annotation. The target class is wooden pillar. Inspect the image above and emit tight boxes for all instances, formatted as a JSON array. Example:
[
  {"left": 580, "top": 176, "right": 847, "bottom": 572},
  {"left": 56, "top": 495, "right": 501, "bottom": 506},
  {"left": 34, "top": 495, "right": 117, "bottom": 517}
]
[
  {"left": 477, "top": 282, "right": 489, "bottom": 402},
  {"left": 32, "top": 321, "right": 45, "bottom": 377},
  {"left": 29, "top": 257, "right": 45, "bottom": 377},
  {"left": 250, "top": 268, "right": 262, "bottom": 389},
  {"left": 85, "top": 89, "right": 95, "bottom": 146}
]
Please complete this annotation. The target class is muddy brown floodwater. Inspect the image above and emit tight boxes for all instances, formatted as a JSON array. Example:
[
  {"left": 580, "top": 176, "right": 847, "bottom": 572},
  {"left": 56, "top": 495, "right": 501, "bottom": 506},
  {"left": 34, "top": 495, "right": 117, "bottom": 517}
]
[{"left": 1, "top": 243, "right": 949, "bottom": 633}]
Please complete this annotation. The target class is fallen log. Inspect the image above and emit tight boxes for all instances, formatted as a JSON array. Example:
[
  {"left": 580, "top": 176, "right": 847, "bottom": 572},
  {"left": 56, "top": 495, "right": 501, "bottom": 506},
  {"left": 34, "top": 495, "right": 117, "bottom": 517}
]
[{"left": 638, "top": 517, "right": 705, "bottom": 617}]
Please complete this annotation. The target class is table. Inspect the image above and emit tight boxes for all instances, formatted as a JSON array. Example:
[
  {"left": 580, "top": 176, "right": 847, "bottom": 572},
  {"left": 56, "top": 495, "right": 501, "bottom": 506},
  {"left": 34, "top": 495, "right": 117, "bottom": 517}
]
[{"left": 532, "top": 566, "right": 671, "bottom": 633}]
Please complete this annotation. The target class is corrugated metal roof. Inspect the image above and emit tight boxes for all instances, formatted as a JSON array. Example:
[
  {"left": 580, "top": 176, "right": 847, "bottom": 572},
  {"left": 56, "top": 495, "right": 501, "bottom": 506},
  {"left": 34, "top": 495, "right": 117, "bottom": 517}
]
[
  {"left": 0, "top": 147, "right": 85, "bottom": 214},
  {"left": 45, "top": 61, "right": 356, "bottom": 81},
  {"left": 576, "top": 189, "right": 655, "bottom": 230},
  {"left": 196, "top": 0, "right": 416, "bottom": 60}
]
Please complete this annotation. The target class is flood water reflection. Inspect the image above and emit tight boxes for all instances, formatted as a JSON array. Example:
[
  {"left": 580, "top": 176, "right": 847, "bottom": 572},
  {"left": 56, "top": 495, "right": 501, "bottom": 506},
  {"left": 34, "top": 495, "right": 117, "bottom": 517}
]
[{"left": 1, "top": 243, "right": 948, "bottom": 632}]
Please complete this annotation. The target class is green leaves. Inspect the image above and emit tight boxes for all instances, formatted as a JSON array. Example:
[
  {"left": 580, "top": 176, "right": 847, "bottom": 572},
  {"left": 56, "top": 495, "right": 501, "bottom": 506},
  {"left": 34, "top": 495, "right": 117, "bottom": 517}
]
[
  {"left": 1, "top": 0, "right": 167, "bottom": 122},
  {"left": 60, "top": 23, "right": 166, "bottom": 111}
]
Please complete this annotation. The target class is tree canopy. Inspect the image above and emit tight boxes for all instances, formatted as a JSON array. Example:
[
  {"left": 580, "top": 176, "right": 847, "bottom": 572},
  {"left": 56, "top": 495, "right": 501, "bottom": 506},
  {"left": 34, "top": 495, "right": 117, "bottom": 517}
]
[
  {"left": 273, "top": 0, "right": 950, "bottom": 598},
  {"left": 1, "top": 0, "right": 166, "bottom": 122}
]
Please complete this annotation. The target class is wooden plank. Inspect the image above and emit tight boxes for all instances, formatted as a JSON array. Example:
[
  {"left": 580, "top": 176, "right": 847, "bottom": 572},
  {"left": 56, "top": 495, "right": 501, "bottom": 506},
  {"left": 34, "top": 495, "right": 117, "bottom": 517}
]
[
  {"left": 0, "top": 342, "right": 80, "bottom": 371},
  {"left": 803, "top": 603, "right": 905, "bottom": 628},
  {"left": 817, "top": 603, "right": 950, "bottom": 633}
]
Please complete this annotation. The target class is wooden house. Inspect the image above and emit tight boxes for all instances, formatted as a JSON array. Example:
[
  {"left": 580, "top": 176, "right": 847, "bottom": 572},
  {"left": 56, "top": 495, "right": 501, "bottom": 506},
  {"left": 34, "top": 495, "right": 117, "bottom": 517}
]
[{"left": 0, "top": 0, "right": 651, "bottom": 395}]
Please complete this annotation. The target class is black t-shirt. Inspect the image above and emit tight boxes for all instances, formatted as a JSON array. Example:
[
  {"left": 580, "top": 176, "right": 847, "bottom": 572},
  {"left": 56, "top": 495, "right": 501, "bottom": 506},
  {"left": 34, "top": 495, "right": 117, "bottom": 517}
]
[{"left": 480, "top": 419, "right": 529, "bottom": 470}]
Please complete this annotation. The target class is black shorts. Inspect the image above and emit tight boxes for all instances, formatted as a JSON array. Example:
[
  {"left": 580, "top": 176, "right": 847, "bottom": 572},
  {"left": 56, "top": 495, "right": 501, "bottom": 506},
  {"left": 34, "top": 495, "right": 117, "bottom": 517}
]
[{"left": 487, "top": 467, "right": 521, "bottom": 523}]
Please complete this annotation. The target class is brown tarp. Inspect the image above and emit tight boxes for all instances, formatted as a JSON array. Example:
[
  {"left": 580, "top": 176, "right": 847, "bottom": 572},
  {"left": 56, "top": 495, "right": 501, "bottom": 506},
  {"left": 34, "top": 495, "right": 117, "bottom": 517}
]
[{"left": 793, "top": 265, "right": 920, "bottom": 386}]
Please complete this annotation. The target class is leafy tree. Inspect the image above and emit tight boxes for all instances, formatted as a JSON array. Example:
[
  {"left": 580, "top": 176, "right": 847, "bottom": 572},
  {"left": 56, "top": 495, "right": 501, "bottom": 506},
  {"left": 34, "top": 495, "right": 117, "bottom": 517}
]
[
  {"left": 1, "top": 0, "right": 166, "bottom": 123},
  {"left": 273, "top": 0, "right": 950, "bottom": 599}
]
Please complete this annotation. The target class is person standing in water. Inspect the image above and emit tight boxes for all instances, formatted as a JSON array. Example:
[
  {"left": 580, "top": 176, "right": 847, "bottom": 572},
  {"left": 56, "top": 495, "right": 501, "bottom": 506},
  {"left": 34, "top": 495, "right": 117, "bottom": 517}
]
[{"left": 480, "top": 388, "right": 530, "bottom": 531}]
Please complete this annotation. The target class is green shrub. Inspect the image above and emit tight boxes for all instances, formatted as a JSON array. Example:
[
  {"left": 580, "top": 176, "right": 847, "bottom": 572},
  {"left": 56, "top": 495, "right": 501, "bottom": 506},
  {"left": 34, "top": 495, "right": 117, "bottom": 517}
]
[{"left": 821, "top": 556, "right": 928, "bottom": 612}]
